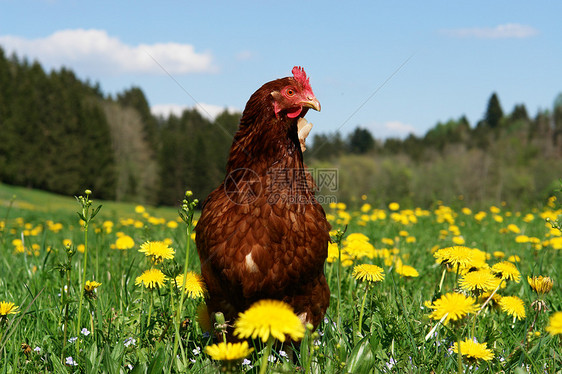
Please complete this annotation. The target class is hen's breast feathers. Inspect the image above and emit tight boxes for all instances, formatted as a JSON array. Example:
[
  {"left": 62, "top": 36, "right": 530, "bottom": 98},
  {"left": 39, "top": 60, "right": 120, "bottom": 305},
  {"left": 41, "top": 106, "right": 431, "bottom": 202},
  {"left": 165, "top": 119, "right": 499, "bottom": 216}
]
[{"left": 196, "top": 176, "right": 330, "bottom": 299}]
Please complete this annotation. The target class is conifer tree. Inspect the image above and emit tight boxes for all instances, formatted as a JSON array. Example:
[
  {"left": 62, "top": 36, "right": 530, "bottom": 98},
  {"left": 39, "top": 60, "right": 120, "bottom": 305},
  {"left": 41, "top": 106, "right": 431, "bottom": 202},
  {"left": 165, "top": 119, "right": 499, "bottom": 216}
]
[{"left": 484, "top": 92, "right": 504, "bottom": 128}]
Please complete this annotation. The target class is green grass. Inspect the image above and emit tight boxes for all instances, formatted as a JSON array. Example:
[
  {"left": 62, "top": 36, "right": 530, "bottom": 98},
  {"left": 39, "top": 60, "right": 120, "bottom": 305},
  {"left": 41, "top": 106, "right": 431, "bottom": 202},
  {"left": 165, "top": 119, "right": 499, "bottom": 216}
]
[
  {"left": 0, "top": 182, "right": 179, "bottom": 221},
  {"left": 0, "top": 186, "right": 561, "bottom": 373}
]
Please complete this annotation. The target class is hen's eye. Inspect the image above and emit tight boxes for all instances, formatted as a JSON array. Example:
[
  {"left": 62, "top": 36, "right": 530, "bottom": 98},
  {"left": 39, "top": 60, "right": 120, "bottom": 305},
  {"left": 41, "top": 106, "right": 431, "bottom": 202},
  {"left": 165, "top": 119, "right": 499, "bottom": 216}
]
[{"left": 286, "top": 88, "right": 295, "bottom": 97}]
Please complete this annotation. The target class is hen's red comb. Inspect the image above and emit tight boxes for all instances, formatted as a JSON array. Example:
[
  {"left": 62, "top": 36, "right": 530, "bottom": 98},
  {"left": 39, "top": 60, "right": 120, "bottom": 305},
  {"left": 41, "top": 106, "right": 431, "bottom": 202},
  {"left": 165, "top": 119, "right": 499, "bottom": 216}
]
[{"left": 292, "top": 66, "right": 310, "bottom": 88}]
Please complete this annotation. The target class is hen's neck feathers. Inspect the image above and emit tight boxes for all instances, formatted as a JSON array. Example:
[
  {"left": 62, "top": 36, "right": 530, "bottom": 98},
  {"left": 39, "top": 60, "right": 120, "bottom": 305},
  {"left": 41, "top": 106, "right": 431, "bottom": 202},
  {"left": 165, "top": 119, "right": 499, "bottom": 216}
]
[{"left": 226, "top": 80, "right": 305, "bottom": 175}]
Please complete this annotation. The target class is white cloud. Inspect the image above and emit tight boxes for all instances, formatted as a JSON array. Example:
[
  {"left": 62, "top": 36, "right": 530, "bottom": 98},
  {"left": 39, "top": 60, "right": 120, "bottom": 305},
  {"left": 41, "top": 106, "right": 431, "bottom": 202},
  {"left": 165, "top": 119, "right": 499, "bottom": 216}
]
[
  {"left": 366, "top": 121, "right": 418, "bottom": 139},
  {"left": 151, "top": 103, "right": 239, "bottom": 121},
  {"left": 442, "top": 23, "right": 539, "bottom": 39},
  {"left": 0, "top": 29, "right": 216, "bottom": 75}
]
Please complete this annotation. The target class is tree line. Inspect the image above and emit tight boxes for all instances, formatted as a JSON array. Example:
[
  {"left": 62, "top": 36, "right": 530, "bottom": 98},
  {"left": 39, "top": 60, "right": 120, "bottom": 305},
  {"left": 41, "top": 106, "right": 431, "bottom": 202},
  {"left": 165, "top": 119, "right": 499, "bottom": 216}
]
[
  {"left": 1, "top": 47, "right": 561, "bottom": 208},
  {"left": 306, "top": 93, "right": 562, "bottom": 209},
  {"left": 0, "top": 49, "right": 238, "bottom": 205}
]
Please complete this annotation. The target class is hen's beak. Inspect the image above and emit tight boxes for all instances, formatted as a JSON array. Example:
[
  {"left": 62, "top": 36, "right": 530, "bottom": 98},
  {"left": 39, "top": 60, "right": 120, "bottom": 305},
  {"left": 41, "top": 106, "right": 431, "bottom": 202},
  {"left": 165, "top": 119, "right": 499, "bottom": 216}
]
[{"left": 302, "top": 97, "right": 321, "bottom": 112}]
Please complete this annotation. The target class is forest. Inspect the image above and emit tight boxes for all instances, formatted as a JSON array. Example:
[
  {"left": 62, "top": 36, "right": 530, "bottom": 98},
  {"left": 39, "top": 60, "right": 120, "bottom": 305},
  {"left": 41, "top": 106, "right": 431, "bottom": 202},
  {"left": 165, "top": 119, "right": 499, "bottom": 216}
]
[{"left": 1, "top": 47, "right": 561, "bottom": 209}]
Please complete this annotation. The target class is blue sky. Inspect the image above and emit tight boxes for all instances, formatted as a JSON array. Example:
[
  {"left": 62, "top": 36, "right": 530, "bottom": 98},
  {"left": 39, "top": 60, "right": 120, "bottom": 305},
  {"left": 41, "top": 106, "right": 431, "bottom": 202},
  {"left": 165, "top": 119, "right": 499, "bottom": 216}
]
[{"left": 1, "top": 1, "right": 561, "bottom": 139}]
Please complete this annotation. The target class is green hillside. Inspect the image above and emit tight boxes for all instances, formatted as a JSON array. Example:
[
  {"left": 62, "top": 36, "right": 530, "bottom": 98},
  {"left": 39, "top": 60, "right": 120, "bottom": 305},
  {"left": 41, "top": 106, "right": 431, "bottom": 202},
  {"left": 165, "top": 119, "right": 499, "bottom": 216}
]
[{"left": 0, "top": 182, "right": 179, "bottom": 221}]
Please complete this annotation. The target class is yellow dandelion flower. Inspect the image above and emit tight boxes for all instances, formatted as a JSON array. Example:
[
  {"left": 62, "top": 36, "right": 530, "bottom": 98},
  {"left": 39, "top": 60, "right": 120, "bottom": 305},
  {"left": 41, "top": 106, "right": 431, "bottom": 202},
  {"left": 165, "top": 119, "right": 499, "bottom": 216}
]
[
  {"left": 462, "top": 207, "right": 472, "bottom": 215},
  {"left": 0, "top": 301, "right": 20, "bottom": 316},
  {"left": 428, "top": 292, "right": 479, "bottom": 324},
  {"left": 115, "top": 235, "right": 135, "bottom": 250},
  {"left": 139, "top": 241, "right": 175, "bottom": 263},
  {"left": 491, "top": 261, "right": 521, "bottom": 283},
  {"left": 434, "top": 246, "right": 475, "bottom": 269},
  {"left": 449, "top": 225, "right": 460, "bottom": 235},
  {"left": 135, "top": 268, "right": 166, "bottom": 289},
  {"left": 352, "top": 264, "right": 385, "bottom": 282},
  {"left": 381, "top": 237, "right": 394, "bottom": 246},
  {"left": 507, "top": 255, "right": 521, "bottom": 263},
  {"left": 452, "top": 338, "right": 494, "bottom": 361},
  {"left": 549, "top": 236, "right": 562, "bottom": 250},
  {"left": 396, "top": 264, "right": 419, "bottom": 278},
  {"left": 452, "top": 236, "right": 466, "bottom": 245},
  {"left": 546, "top": 312, "right": 562, "bottom": 336},
  {"left": 326, "top": 242, "right": 340, "bottom": 263},
  {"left": 336, "top": 210, "right": 351, "bottom": 225},
  {"left": 84, "top": 280, "right": 102, "bottom": 292},
  {"left": 102, "top": 220, "right": 114, "bottom": 233},
  {"left": 515, "top": 235, "right": 529, "bottom": 243},
  {"left": 507, "top": 224, "right": 521, "bottom": 234},
  {"left": 459, "top": 269, "right": 497, "bottom": 294},
  {"left": 234, "top": 300, "right": 304, "bottom": 343},
  {"left": 527, "top": 276, "right": 553, "bottom": 295},
  {"left": 344, "top": 236, "right": 376, "bottom": 260},
  {"left": 48, "top": 222, "right": 64, "bottom": 233},
  {"left": 175, "top": 272, "right": 206, "bottom": 299},
  {"left": 345, "top": 233, "right": 370, "bottom": 243},
  {"left": 167, "top": 220, "right": 178, "bottom": 229},
  {"left": 498, "top": 296, "right": 526, "bottom": 320},
  {"left": 395, "top": 258, "right": 419, "bottom": 278},
  {"left": 205, "top": 341, "right": 254, "bottom": 361},
  {"left": 135, "top": 205, "right": 146, "bottom": 214},
  {"left": 523, "top": 213, "right": 534, "bottom": 222},
  {"left": 388, "top": 202, "right": 400, "bottom": 211},
  {"left": 474, "top": 211, "right": 487, "bottom": 221},
  {"left": 360, "top": 203, "right": 371, "bottom": 212},
  {"left": 493, "top": 251, "right": 505, "bottom": 258},
  {"left": 77, "top": 244, "right": 85, "bottom": 253}
]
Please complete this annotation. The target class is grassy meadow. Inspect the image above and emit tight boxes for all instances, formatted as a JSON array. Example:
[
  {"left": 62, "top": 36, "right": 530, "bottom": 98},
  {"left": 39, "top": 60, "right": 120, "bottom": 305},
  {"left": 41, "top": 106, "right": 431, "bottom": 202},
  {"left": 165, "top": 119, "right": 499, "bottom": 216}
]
[{"left": 0, "top": 182, "right": 561, "bottom": 373}]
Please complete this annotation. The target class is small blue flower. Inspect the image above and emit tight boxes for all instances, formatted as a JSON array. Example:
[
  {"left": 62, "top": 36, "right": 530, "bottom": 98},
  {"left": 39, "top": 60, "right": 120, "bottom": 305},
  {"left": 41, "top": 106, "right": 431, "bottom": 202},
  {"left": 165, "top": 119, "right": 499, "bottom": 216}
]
[
  {"left": 65, "top": 356, "right": 78, "bottom": 366},
  {"left": 124, "top": 337, "right": 136, "bottom": 347}
]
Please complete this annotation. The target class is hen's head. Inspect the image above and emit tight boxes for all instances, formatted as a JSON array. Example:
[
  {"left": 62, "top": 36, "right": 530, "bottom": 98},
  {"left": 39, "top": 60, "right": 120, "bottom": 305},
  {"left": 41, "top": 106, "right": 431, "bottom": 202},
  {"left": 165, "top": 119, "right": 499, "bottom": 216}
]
[{"left": 270, "top": 66, "right": 321, "bottom": 119}]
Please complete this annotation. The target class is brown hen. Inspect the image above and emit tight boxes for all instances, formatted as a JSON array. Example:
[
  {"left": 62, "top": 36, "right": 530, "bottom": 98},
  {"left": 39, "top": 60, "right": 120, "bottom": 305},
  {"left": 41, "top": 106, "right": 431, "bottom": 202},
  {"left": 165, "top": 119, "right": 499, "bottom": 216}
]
[{"left": 195, "top": 67, "right": 331, "bottom": 340}]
